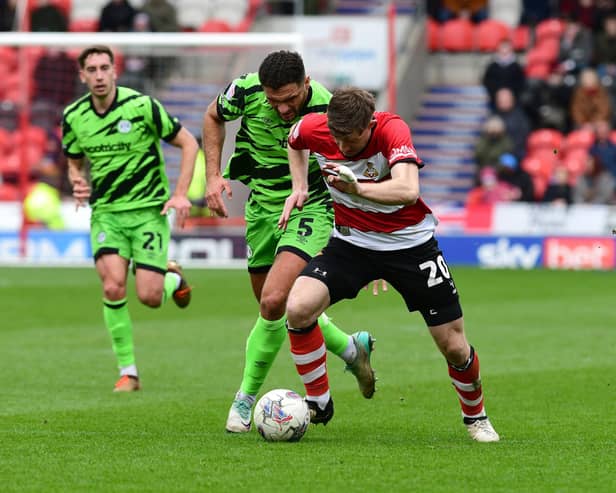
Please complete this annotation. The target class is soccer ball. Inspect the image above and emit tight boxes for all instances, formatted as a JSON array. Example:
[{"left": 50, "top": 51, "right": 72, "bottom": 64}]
[{"left": 253, "top": 389, "right": 310, "bottom": 442}]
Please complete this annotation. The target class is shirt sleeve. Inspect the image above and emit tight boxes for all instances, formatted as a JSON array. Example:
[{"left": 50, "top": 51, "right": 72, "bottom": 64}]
[
  {"left": 61, "top": 116, "right": 84, "bottom": 159},
  {"left": 216, "top": 77, "right": 246, "bottom": 122},
  {"left": 150, "top": 96, "right": 181, "bottom": 142},
  {"left": 382, "top": 117, "right": 423, "bottom": 168}
]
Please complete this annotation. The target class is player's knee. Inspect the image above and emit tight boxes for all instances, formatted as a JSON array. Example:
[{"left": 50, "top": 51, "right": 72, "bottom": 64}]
[
  {"left": 136, "top": 286, "right": 164, "bottom": 308},
  {"left": 286, "top": 295, "right": 314, "bottom": 328},
  {"left": 103, "top": 281, "right": 126, "bottom": 301},
  {"left": 259, "top": 290, "right": 287, "bottom": 320}
]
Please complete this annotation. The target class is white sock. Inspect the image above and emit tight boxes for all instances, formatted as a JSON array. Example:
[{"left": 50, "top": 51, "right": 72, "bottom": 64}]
[
  {"left": 307, "top": 390, "right": 331, "bottom": 410},
  {"left": 340, "top": 336, "right": 357, "bottom": 364},
  {"left": 120, "top": 365, "right": 138, "bottom": 377}
]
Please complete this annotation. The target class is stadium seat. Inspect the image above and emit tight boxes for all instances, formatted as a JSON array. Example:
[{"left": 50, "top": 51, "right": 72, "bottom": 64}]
[
  {"left": 611, "top": 130, "right": 616, "bottom": 144},
  {"left": 0, "top": 183, "right": 20, "bottom": 201},
  {"left": 475, "top": 19, "right": 510, "bottom": 52},
  {"left": 527, "top": 128, "right": 564, "bottom": 154},
  {"left": 533, "top": 38, "right": 560, "bottom": 62},
  {"left": 525, "top": 61, "right": 551, "bottom": 80},
  {"left": 12, "top": 126, "right": 48, "bottom": 150},
  {"left": 510, "top": 24, "right": 530, "bottom": 52},
  {"left": 0, "top": 127, "right": 9, "bottom": 155},
  {"left": 525, "top": 46, "right": 555, "bottom": 66},
  {"left": 199, "top": 20, "right": 232, "bottom": 32},
  {"left": 535, "top": 18, "right": 564, "bottom": 44},
  {"left": 1, "top": 146, "right": 44, "bottom": 177},
  {"left": 562, "top": 150, "right": 589, "bottom": 184},
  {"left": 440, "top": 18, "right": 474, "bottom": 52},
  {"left": 563, "top": 128, "right": 595, "bottom": 152},
  {"left": 427, "top": 18, "right": 441, "bottom": 51},
  {"left": 522, "top": 151, "right": 558, "bottom": 181},
  {"left": 69, "top": 18, "right": 99, "bottom": 32}
]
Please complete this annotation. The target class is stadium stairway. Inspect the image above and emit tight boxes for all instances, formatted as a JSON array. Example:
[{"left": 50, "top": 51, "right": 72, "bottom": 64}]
[{"left": 412, "top": 85, "right": 488, "bottom": 207}]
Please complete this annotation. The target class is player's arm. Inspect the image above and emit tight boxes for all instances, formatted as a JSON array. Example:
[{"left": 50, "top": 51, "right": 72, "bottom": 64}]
[
  {"left": 202, "top": 99, "right": 232, "bottom": 217},
  {"left": 278, "top": 136, "right": 311, "bottom": 230},
  {"left": 352, "top": 161, "right": 420, "bottom": 205},
  {"left": 161, "top": 126, "right": 199, "bottom": 227},
  {"left": 67, "top": 157, "right": 90, "bottom": 209}
]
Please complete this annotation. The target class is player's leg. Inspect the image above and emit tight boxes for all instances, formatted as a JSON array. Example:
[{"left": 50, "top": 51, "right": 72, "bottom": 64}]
[
  {"left": 391, "top": 237, "right": 499, "bottom": 442},
  {"left": 280, "top": 207, "right": 376, "bottom": 397},
  {"left": 131, "top": 207, "right": 191, "bottom": 308},
  {"left": 91, "top": 212, "right": 140, "bottom": 392}
]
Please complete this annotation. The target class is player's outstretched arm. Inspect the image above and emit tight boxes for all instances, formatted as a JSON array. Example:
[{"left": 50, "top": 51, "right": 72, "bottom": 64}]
[
  {"left": 278, "top": 146, "right": 311, "bottom": 230},
  {"left": 162, "top": 126, "right": 199, "bottom": 228},
  {"left": 202, "top": 100, "right": 232, "bottom": 218}
]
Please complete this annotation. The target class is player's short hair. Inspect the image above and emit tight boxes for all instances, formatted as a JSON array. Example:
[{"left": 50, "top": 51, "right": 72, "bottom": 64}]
[
  {"left": 258, "top": 50, "right": 305, "bottom": 89},
  {"left": 327, "top": 87, "right": 376, "bottom": 137},
  {"left": 78, "top": 45, "right": 115, "bottom": 69}
]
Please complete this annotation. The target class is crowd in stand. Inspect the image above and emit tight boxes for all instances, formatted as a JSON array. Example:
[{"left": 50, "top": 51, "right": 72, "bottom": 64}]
[{"left": 429, "top": 0, "right": 616, "bottom": 206}]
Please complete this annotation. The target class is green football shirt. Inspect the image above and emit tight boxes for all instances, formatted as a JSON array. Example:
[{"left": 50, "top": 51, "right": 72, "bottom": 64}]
[
  {"left": 62, "top": 86, "right": 181, "bottom": 213},
  {"left": 217, "top": 72, "right": 332, "bottom": 213}
]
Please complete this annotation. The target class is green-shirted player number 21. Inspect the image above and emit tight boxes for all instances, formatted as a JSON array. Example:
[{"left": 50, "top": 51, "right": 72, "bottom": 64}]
[{"left": 142, "top": 231, "right": 163, "bottom": 251}]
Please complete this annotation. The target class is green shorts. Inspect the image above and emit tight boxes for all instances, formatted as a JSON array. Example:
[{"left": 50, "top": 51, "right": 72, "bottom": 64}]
[
  {"left": 245, "top": 201, "right": 334, "bottom": 273},
  {"left": 90, "top": 206, "right": 170, "bottom": 273}
]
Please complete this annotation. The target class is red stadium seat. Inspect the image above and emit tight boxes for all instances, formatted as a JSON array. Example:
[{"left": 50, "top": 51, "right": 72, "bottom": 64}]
[
  {"left": 525, "top": 61, "right": 551, "bottom": 80},
  {"left": 522, "top": 150, "right": 558, "bottom": 181},
  {"left": 427, "top": 18, "right": 441, "bottom": 51},
  {"left": 0, "top": 183, "right": 20, "bottom": 201},
  {"left": 535, "top": 18, "right": 564, "bottom": 44},
  {"left": 441, "top": 18, "right": 474, "bottom": 52},
  {"left": 562, "top": 150, "right": 589, "bottom": 184},
  {"left": 70, "top": 18, "right": 99, "bottom": 32},
  {"left": 533, "top": 38, "right": 560, "bottom": 62},
  {"left": 0, "top": 127, "right": 9, "bottom": 155},
  {"left": 0, "top": 146, "right": 44, "bottom": 177},
  {"left": 563, "top": 129, "right": 595, "bottom": 152},
  {"left": 525, "top": 46, "right": 555, "bottom": 66},
  {"left": 611, "top": 130, "right": 616, "bottom": 144},
  {"left": 510, "top": 24, "right": 530, "bottom": 51},
  {"left": 475, "top": 19, "right": 510, "bottom": 52},
  {"left": 12, "top": 126, "right": 48, "bottom": 149},
  {"left": 199, "top": 20, "right": 232, "bottom": 32},
  {"left": 527, "top": 129, "right": 564, "bottom": 154}
]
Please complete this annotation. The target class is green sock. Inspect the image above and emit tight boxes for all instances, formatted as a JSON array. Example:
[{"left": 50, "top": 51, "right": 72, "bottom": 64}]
[
  {"left": 319, "top": 312, "right": 351, "bottom": 357},
  {"left": 103, "top": 298, "right": 135, "bottom": 368},
  {"left": 161, "top": 272, "right": 179, "bottom": 304},
  {"left": 239, "top": 314, "right": 287, "bottom": 396}
]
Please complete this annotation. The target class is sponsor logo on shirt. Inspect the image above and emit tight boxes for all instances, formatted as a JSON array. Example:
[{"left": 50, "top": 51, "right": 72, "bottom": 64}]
[
  {"left": 83, "top": 143, "right": 131, "bottom": 153},
  {"left": 390, "top": 145, "right": 417, "bottom": 162}
]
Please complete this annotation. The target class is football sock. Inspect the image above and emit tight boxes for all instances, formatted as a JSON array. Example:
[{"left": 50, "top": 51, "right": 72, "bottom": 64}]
[
  {"left": 239, "top": 314, "right": 287, "bottom": 396},
  {"left": 103, "top": 297, "right": 135, "bottom": 368},
  {"left": 318, "top": 312, "right": 355, "bottom": 362},
  {"left": 161, "top": 271, "right": 181, "bottom": 304},
  {"left": 120, "top": 364, "right": 138, "bottom": 377},
  {"left": 448, "top": 346, "right": 486, "bottom": 421},
  {"left": 288, "top": 322, "right": 329, "bottom": 402}
]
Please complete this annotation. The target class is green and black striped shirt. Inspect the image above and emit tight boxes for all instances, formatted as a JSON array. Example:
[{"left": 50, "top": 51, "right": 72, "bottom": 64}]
[
  {"left": 217, "top": 73, "right": 331, "bottom": 213},
  {"left": 62, "top": 86, "right": 181, "bottom": 212}
]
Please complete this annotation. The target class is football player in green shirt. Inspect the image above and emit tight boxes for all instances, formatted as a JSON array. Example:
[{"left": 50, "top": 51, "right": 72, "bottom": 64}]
[
  {"left": 203, "top": 50, "right": 377, "bottom": 433},
  {"left": 63, "top": 45, "right": 199, "bottom": 392}
]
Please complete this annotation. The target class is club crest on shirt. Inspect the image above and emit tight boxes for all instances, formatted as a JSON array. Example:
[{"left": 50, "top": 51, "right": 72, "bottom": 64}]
[
  {"left": 97, "top": 232, "right": 106, "bottom": 243},
  {"left": 117, "top": 120, "right": 132, "bottom": 133},
  {"left": 363, "top": 161, "right": 379, "bottom": 179}
]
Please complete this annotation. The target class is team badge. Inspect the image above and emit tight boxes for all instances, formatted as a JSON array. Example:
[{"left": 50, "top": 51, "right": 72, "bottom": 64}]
[
  {"left": 363, "top": 162, "right": 378, "bottom": 179},
  {"left": 117, "top": 120, "right": 132, "bottom": 133},
  {"left": 97, "top": 232, "right": 106, "bottom": 243}
]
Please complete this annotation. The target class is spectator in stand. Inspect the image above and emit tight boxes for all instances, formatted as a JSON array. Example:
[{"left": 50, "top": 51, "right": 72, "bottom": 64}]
[
  {"left": 118, "top": 13, "right": 154, "bottom": 92},
  {"left": 438, "top": 0, "right": 488, "bottom": 23},
  {"left": 466, "top": 166, "right": 520, "bottom": 205},
  {"left": 560, "top": 0, "right": 599, "bottom": 30},
  {"left": 33, "top": 48, "right": 78, "bottom": 108},
  {"left": 573, "top": 158, "right": 616, "bottom": 204},
  {"left": 556, "top": 14, "right": 594, "bottom": 77},
  {"left": 594, "top": 13, "right": 616, "bottom": 92},
  {"left": 493, "top": 88, "right": 531, "bottom": 161},
  {"left": 0, "top": 0, "right": 16, "bottom": 31},
  {"left": 518, "top": 0, "right": 554, "bottom": 27},
  {"left": 482, "top": 39, "right": 526, "bottom": 110},
  {"left": 542, "top": 166, "right": 573, "bottom": 204},
  {"left": 570, "top": 68, "right": 613, "bottom": 129},
  {"left": 98, "top": 0, "right": 136, "bottom": 32},
  {"left": 521, "top": 72, "right": 573, "bottom": 132},
  {"left": 496, "top": 152, "right": 535, "bottom": 202},
  {"left": 140, "top": 0, "right": 179, "bottom": 32},
  {"left": 589, "top": 119, "right": 616, "bottom": 177},
  {"left": 474, "top": 115, "right": 514, "bottom": 178},
  {"left": 30, "top": 0, "right": 67, "bottom": 32}
]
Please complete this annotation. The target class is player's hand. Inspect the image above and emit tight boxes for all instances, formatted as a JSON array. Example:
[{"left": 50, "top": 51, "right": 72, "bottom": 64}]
[
  {"left": 162, "top": 195, "right": 191, "bottom": 228},
  {"left": 278, "top": 190, "right": 309, "bottom": 230},
  {"left": 323, "top": 163, "right": 360, "bottom": 195},
  {"left": 205, "top": 175, "right": 233, "bottom": 218},
  {"left": 364, "top": 279, "right": 388, "bottom": 296},
  {"left": 71, "top": 176, "right": 90, "bottom": 210}
]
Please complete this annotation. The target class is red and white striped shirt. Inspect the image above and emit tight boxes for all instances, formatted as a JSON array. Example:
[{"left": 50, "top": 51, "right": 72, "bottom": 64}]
[{"left": 289, "top": 112, "right": 438, "bottom": 250}]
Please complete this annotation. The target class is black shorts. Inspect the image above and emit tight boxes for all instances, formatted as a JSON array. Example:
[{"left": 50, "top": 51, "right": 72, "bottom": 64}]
[{"left": 300, "top": 236, "right": 462, "bottom": 326}]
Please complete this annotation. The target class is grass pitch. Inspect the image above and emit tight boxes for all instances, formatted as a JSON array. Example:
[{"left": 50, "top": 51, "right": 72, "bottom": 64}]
[{"left": 0, "top": 267, "right": 614, "bottom": 492}]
